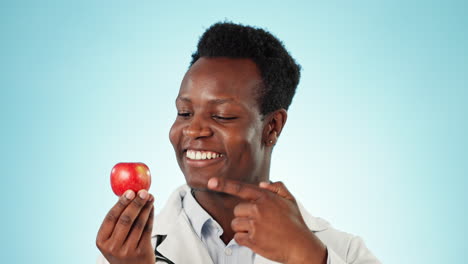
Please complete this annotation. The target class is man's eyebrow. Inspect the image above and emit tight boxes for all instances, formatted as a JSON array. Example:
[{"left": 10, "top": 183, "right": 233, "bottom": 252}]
[
  {"left": 208, "top": 98, "right": 235, "bottom": 105},
  {"left": 176, "top": 96, "right": 191, "bottom": 103},
  {"left": 176, "top": 96, "right": 238, "bottom": 105}
]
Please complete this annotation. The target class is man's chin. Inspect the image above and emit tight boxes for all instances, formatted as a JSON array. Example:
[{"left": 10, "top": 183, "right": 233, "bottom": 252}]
[{"left": 185, "top": 175, "right": 211, "bottom": 191}]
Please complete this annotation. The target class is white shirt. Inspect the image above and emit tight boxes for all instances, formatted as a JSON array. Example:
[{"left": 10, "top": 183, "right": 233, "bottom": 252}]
[{"left": 183, "top": 189, "right": 255, "bottom": 264}]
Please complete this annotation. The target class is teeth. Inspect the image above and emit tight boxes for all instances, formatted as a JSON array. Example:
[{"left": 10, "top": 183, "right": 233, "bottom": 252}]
[{"left": 186, "top": 150, "right": 222, "bottom": 160}]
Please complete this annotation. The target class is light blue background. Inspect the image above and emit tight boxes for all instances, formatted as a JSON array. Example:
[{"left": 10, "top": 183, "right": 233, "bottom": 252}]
[{"left": 1, "top": 1, "right": 466, "bottom": 263}]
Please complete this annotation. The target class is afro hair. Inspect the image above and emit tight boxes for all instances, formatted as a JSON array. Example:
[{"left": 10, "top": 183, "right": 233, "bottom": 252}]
[{"left": 190, "top": 22, "right": 301, "bottom": 116}]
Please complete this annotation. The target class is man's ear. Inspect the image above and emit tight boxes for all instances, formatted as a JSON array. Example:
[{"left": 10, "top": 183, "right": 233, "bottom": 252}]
[{"left": 263, "top": 109, "right": 288, "bottom": 146}]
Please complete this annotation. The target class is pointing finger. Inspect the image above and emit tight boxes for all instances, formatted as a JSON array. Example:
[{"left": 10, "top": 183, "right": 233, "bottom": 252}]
[{"left": 208, "top": 177, "right": 263, "bottom": 201}]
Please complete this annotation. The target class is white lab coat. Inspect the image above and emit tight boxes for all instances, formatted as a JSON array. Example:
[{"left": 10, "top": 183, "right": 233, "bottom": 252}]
[{"left": 97, "top": 185, "right": 381, "bottom": 264}]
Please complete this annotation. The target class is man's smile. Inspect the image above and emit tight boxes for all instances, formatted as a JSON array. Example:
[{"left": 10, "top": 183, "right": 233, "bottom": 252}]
[
  {"left": 186, "top": 149, "right": 223, "bottom": 160},
  {"left": 184, "top": 149, "right": 225, "bottom": 168}
]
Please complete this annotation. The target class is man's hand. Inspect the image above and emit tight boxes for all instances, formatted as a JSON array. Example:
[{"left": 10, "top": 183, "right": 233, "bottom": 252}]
[
  {"left": 96, "top": 190, "right": 156, "bottom": 264},
  {"left": 207, "top": 177, "right": 327, "bottom": 264}
]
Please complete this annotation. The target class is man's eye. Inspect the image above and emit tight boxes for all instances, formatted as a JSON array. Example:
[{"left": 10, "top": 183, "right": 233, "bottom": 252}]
[
  {"left": 212, "top": 115, "right": 237, "bottom": 120},
  {"left": 177, "top": 112, "right": 191, "bottom": 117}
]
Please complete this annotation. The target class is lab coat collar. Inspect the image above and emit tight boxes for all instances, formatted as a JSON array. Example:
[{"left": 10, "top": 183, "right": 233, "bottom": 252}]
[{"left": 151, "top": 185, "right": 330, "bottom": 263}]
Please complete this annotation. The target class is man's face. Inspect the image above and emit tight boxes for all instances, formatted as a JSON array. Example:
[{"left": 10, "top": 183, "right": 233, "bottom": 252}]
[{"left": 169, "top": 57, "right": 268, "bottom": 190}]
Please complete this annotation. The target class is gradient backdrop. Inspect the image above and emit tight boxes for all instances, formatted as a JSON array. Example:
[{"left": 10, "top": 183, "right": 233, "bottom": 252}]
[{"left": 1, "top": 1, "right": 466, "bottom": 263}]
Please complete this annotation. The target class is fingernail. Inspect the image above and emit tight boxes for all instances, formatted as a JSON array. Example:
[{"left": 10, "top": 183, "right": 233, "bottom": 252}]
[
  {"left": 139, "top": 190, "right": 148, "bottom": 199},
  {"left": 259, "top": 182, "right": 269, "bottom": 188},
  {"left": 208, "top": 178, "right": 218, "bottom": 189},
  {"left": 148, "top": 195, "right": 154, "bottom": 202},
  {"left": 125, "top": 190, "right": 135, "bottom": 200}
]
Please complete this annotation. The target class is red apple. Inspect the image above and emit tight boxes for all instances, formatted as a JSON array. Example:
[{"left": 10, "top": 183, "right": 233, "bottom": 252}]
[{"left": 110, "top": 162, "right": 151, "bottom": 196}]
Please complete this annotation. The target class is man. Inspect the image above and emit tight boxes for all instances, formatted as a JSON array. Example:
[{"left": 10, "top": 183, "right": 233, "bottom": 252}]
[{"left": 96, "top": 22, "right": 381, "bottom": 264}]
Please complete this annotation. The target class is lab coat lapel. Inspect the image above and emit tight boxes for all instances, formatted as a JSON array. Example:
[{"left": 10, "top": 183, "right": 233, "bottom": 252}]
[
  {"left": 152, "top": 185, "right": 213, "bottom": 264},
  {"left": 156, "top": 211, "right": 213, "bottom": 264}
]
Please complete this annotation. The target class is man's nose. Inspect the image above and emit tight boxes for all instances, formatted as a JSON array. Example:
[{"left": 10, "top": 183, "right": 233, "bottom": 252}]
[{"left": 182, "top": 116, "right": 213, "bottom": 139}]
